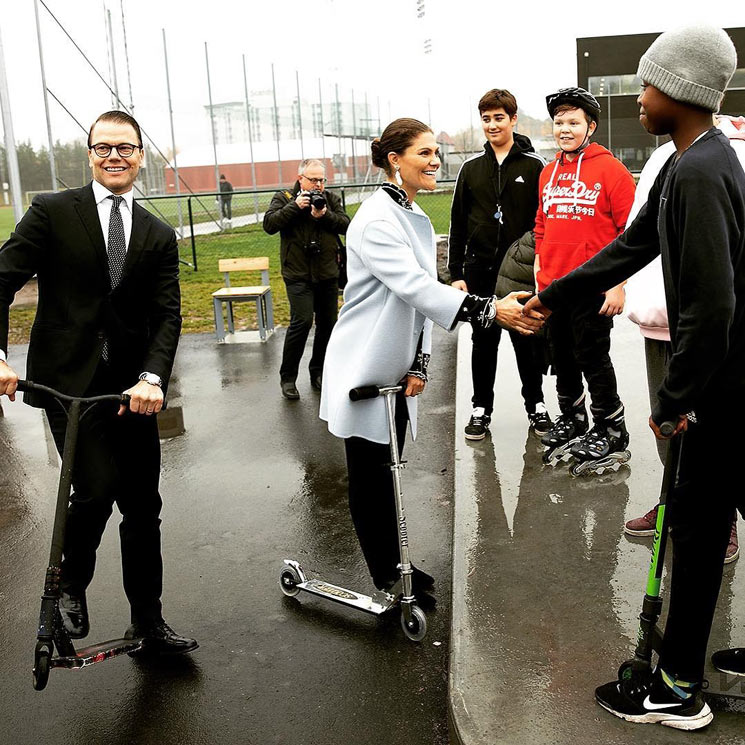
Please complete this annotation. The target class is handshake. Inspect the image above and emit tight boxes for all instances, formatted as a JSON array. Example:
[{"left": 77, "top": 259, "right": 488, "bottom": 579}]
[{"left": 455, "top": 290, "right": 547, "bottom": 335}]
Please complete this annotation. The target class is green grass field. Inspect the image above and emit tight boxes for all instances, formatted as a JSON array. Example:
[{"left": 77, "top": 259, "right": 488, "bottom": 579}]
[
  {"left": 6, "top": 189, "right": 455, "bottom": 344},
  {"left": 0, "top": 205, "right": 17, "bottom": 243}
]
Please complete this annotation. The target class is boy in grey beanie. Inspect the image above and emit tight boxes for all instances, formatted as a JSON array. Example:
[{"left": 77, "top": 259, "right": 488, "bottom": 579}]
[
  {"left": 637, "top": 25, "right": 736, "bottom": 112},
  {"left": 524, "top": 25, "right": 742, "bottom": 730}
]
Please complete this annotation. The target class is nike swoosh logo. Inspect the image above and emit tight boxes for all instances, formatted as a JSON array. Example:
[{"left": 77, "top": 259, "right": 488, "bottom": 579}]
[{"left": 643, "top": 695, "right": 682, "bottom": 711}]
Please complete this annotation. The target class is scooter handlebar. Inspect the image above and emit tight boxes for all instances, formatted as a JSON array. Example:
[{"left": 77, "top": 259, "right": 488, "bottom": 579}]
[
  {"left": 16, "top": 379, "right": 131, "bottom": 407},
  {"left": 659, "top": 421, "right": 677, "bottom": 438},
  {"left": 349, "top": 384, "right": 403, "bottom": 401},
  {"left": 349, "top": 385, "right": 382, "bottom": 401}
]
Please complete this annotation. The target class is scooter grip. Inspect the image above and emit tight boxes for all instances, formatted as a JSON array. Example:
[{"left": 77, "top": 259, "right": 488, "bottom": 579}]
[
  {"left": 120, "top": 393, "right": 131, "bottom": 406},
  {"left": 15, "top": 379, "right": 33, "bottom": 393},
  {"left": 659, "top": 421, "right": 676, "bottom": 437},
  {"left": 349, "top": 385, "right": 381, "bottom": 401}
]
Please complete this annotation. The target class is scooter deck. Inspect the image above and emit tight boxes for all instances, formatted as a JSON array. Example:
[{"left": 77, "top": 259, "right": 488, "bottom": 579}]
[
  {"left": 52, "top": 637, "right": 143, "bottom": 669},
  {"left": 298, "top": 578, "right": 396, "bottom": 616}
]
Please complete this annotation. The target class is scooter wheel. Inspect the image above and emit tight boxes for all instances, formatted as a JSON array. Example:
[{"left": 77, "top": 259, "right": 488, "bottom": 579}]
[
  {"left": 279, "top": 566, "right": 301, "bottom": 597},
  {"left": 617, "top": 660, "right": 633, "bottom": 681},
  {"left": 401, "top": 605, "right": 427, "bottom": 642},
  {"left": 33, "top": 649, "right": 51, "bottom": 691}
]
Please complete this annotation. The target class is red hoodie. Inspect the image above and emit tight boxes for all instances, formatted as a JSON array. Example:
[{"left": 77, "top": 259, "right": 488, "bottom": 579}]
[{"left": 534, "top": 142, "right": 635, "bottom": 291}]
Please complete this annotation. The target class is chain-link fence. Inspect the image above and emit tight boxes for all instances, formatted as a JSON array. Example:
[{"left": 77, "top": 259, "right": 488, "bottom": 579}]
[{"left": 133, "top": 181, "right": 456, "bottom": 334}]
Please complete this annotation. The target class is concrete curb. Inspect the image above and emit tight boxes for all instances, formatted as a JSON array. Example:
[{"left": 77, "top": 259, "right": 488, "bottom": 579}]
[{"left": 448, "top": 323, "right": 478, "bottom": 745}]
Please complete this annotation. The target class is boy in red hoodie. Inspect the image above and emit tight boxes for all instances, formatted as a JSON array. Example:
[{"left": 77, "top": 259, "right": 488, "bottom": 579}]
[{"left": 534, "top": 88, "right": 636, "bottom": 473}]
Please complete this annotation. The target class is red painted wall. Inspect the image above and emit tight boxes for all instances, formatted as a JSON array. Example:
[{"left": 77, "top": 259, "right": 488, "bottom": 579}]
[{"left": 164, "top": 156, "right": 373, "bottom": 194}]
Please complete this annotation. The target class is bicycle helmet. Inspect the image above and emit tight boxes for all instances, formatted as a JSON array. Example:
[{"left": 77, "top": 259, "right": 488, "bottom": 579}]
[{"left": 546, "top": 87, "right": 601, "bottom": 123}]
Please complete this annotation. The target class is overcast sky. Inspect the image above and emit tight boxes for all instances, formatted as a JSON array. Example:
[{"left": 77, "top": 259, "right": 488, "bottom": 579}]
[{"left": 1, "top": 0, "right": 743, "bottom": 155}]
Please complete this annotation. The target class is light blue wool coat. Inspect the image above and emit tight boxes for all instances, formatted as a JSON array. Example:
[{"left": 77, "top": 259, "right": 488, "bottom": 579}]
[{"left": 320, "top": 187, "right": 465, "bottom": 444}]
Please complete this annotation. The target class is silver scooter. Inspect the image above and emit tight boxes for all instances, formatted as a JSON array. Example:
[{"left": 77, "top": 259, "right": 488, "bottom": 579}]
[{"left": 279, "top": 384, "right": 427, "bottom": 642}]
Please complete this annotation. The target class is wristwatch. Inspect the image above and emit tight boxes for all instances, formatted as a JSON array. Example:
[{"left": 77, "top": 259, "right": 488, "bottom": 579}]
[{"left": 138, "top": 372, "right": 162, "bottom": 387}]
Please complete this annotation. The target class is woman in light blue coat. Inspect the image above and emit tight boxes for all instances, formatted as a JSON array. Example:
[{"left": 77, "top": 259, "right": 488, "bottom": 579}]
[{"left": 320, "top": 118, "right": 541, "bottom": 593}]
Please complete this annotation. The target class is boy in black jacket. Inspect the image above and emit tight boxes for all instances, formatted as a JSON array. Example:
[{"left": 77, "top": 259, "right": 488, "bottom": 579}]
[
  {"left": 448, "top": 89, "right": 549, "bottom": 440},
  {"left": 525, "top": 26, "right": 742, "bottom": 730}
]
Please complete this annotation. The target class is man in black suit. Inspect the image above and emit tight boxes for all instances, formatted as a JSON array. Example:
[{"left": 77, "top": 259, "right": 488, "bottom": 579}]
[{"left": 0, "top": 111, "right": 197, "bottom": 655}]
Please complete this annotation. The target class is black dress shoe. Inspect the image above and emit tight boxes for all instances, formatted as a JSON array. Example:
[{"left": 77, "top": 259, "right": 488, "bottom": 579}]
[
  {"left": 310, "top": 373, "right": 322, "bottom": 392},
  {"left": 281, "top": 380, "right": 300, "bottom": 400},
  {"left": 125, "top": 621, "right": 199, "bottom": 656},
  {"left": 59, "top": 592, "right": 89, "bottom": 639}
]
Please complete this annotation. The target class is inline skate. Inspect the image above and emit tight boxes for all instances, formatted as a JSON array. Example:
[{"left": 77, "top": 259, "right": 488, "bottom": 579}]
[
  {"left": 541, "top": 395, "right": 588, "bottom": 466},
  {"left": 569, "top": 406, "right": 631, "bottom": 476}
]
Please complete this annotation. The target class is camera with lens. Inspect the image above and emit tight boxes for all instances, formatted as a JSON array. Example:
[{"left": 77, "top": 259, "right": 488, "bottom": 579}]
[
  {"left": 308, "top": 189, "right": 327, "bottom": 210},
  {"left": 306, "top": 239, "right": 321, "bottom": 256}
]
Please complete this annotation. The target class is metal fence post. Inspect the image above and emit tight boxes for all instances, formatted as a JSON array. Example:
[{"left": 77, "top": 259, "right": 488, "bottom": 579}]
[
  {"left": 188, "top": 196, "right": 198, "bottom": 271},
  {"left": 340, "top": 187, "right": 346, "bottom": 212}
]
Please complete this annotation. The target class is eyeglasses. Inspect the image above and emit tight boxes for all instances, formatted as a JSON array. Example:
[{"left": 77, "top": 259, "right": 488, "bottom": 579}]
[
  {"left": 89, "top": 143, "right": 142, "bottom": 158},
  {"left": 301, "top": 175, "right": 326, "bottom": 185}
]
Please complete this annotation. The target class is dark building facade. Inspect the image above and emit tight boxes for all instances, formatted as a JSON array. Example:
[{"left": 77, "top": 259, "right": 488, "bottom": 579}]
[{"left": 577, "top": 28, "right": 745, "bottom": 172}]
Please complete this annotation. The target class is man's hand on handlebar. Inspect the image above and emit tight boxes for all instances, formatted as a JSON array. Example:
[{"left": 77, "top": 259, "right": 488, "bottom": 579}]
[
  {"left": 120, "top": 380, "right": 164, "bottom": 417},
  {"left": 0, "top": 360, "right": 19, "bottom": 401}
]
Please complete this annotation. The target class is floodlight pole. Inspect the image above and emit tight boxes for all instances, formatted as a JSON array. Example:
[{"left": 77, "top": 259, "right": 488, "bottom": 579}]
[
  {"left": 335, "top": 83, "right": 343, "bottom": 179},
  {"left": 296, "top": 70, "right": 304, "bottom": 161},
  {"left": 317, "top": 79, "right": 326, "bottom": 165},
  {"left": 350, "top": 88, "right": 357, "bottom": 181},
  {"left": 33, "top": 0, "right": 57, "bottom": 191},
  {"left": 162, "top": 29, "right": 183, "bottom": 238},
  {"left": 271, "top": 63, "right": 283, "bottom": 186},
  {"left": 204, "top": 42, "right": 221, "bottom": 195},
  {"left": 242, "top": 54, "right": 260, "bottom": 220},
  {"left": 106, "top": 9, "right": 120, "bottom": 108},
  {"left": 0, "top": 24, "right": 23, "bottom": 224}
]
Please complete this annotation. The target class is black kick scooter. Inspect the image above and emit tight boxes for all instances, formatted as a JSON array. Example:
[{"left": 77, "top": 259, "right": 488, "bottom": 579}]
[
  {"left": 617, "top": 420, "right": 744, "bottom": 700},
  {"left": 280, "top": 384, "right": 427, "bottom": 642},
  {"left": 16, "top": 380, "right": 144, "bottom": 691}
]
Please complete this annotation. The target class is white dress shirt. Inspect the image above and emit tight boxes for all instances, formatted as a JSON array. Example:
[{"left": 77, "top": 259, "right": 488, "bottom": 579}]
[{"left": 92, "top": 179, "right": 134, "bottom": 250}]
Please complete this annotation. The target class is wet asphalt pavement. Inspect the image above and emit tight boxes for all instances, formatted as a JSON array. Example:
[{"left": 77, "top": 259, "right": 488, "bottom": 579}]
[
  {"left": 0, "top": 329, "right": 458, "bottom": 745},
  {"left": 450, "top": 320, "right": 745, "bottom": 744}
]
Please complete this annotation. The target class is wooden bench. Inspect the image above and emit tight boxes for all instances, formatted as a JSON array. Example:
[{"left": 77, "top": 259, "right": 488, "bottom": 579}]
[{"left": 212, "top": 257, "right": 275, "bottom": 342}]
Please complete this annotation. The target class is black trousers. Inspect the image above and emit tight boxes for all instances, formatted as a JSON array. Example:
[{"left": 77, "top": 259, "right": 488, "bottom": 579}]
[
  {"left": 280, "top": 278, "right": 338, "bottom": 382},
  {"left": 344, "top": 391, "right": 408, "bottom": 589},
  {"left": 659, "top": 405, "right": 744, "bottom": 682},
  {"left": 45, "top": 363, "right": 164, "bottom": 625},
  {"left": 465, "top": 266, "right": 546, "bottom": 416},
  {"left": 220, "top": 197, "right": 232, "bottom": 219},
  {"left": 547, "top": 295, "right": 621, "bottom": 419}
]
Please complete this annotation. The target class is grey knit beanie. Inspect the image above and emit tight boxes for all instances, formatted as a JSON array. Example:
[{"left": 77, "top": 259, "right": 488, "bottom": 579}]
[{"left": 637, "top": 26, "right": 737, "bottom": 112}]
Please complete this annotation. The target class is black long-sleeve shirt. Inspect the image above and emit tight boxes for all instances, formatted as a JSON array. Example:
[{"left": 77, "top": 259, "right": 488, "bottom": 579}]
[{"left": 539, "top": 128, "right": 745, "bottom": 424}]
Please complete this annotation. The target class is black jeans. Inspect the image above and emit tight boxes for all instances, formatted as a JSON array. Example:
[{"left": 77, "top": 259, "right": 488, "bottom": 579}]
[
  {"left": 659, "top": 405, "right": 744, "bottom": 682},
  {"left": 547, "top": 295, "right": 621, "bottom": 419},
  {"left": 344, "top": 391, "right": 408, "bottom": 589},
  {"left": 45, "top": 363, "right": 163, "bottom": 625},
  {"left": 465, "top": 266, "right": 546, "bottom": 415},
  {"left": 280, "top": 278, "right": 338, "bottom": 382},
  {"left": 220, "top": 197, "right": 232, "bottom": 219}
]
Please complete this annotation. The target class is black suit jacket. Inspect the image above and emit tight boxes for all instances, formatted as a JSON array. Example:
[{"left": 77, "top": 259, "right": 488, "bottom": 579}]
[{"left": 0, "top": 182, "right": 182, "bottom": 407}]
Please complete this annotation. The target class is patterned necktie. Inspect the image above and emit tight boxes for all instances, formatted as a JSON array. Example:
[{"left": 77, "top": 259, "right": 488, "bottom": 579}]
[
  {"left": 107, "top": 195, "right": 126, "bottom": 288},
  {"left": 102, "top": 195, "right": 126, "bottom": 361}
]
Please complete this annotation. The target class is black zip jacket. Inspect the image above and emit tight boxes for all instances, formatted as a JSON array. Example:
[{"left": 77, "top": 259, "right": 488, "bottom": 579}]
[
  {"left": 263, "top": 182, "right": 350, "bottom": 282},
  {"left": 447, "top": 134, "right": 545, "bottom": 282},
  {"left": 539, "top": 128, "right": 745, "bottom": 423}
]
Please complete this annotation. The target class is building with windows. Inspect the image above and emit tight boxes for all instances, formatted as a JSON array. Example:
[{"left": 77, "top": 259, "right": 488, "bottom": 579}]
[
  {"left": 205, "top": 95, "right": 377, "bottom": 147},
  {"left": 576, "top": 28, "right": 745, "bottom": 171}
]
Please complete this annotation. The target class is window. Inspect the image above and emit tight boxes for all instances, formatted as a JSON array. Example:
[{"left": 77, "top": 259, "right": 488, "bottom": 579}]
[{"left": 588, "top": 74, "right": 642, "bottom": 97}]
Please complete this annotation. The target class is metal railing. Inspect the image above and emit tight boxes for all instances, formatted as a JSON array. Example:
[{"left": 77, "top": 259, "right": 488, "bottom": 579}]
[{"left": 135, "top": 180, "right": 457, "bottom": 272}]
